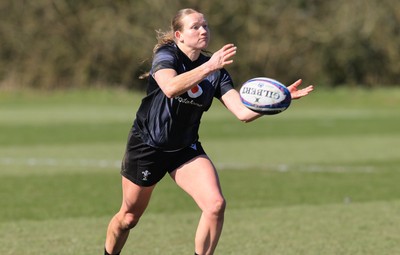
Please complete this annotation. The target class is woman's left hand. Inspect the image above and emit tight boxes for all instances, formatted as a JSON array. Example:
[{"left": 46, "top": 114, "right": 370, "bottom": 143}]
[{"left": 287, "top": 79, "right": 314, "bottom": 99}]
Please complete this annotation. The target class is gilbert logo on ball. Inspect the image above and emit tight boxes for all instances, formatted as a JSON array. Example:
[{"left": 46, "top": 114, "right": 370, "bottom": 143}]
[{"left": 239, "top": 77, "right": 291, "bottom": 115}]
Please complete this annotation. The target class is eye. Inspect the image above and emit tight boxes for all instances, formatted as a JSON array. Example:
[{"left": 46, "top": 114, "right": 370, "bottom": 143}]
[{"left": 192, "top": 24, "right": 208, "bottom": 30}]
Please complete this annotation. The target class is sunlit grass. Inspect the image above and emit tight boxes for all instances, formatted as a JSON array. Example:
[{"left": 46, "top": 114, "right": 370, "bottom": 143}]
[{"left": 1, "top": 87, "right": 400, "bottom": 254}]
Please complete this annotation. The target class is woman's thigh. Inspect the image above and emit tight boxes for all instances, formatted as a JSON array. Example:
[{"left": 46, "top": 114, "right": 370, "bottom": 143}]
[
  {"left": 120, "top": 176, "right": 156, "bottom": 217},
  {"left": 170, "top": 156, "right": 224, "bottom": 210}
]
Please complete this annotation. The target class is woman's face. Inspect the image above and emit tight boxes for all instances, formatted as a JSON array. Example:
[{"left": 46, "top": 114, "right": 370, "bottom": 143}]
[{"left": 176, "top": 12, "right": 210, "bottom": 50}]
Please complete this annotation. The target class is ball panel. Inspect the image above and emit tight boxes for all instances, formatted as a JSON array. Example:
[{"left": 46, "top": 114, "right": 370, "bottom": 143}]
[{"left": 239, "top": 77, "right": 291, "bottom": 115}]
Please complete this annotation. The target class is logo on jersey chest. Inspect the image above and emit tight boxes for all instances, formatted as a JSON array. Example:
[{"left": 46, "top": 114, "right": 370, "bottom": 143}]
[{"left": 188, "top": 85, "right": 203, "bottom": 98}]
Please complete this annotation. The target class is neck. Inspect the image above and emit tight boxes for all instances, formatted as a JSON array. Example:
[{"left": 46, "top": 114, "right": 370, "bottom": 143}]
[{"left": 177, "top": 43, "right": 201, "bottom": 61}]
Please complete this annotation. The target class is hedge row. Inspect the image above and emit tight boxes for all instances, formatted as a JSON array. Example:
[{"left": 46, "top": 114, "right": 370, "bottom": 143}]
[{"left": 1, "top": 0, "right": 399, "bottom": 89}]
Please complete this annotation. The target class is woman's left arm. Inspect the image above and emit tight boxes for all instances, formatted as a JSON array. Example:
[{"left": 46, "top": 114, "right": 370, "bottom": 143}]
[
  {"left": 220, "top": 89, "right": 262, "bottom": 123},
  {"left": 220, "top": 79, "right": 314, "bottom": 123}
]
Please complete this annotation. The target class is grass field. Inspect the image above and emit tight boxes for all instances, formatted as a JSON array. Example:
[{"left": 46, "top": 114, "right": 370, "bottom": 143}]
[{"left": 1, "top": 87, "right": 400, "bottom": 255}]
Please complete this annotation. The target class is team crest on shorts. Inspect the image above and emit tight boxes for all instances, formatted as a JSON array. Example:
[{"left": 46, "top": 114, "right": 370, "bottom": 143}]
[{"left": 142, "top": 170, "right": 151, "bottom": 181}]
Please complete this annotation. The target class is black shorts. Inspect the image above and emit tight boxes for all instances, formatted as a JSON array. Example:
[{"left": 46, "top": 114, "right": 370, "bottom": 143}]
[{"left": 120, "top": 129, "right": 206, "bottom": 187}]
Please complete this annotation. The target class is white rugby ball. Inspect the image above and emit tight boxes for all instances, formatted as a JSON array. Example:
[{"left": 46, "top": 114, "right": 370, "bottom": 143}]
[{"left": 239, "top": 77, "right": 291, "bottom": 115}]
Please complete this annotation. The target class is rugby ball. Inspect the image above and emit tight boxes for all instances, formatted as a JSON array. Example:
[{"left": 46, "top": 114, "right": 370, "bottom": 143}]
[{"left": 239, "top": 77, "right": 291, "bottom": 115}]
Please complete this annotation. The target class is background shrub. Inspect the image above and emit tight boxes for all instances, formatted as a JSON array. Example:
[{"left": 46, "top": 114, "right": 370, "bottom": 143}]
[{"left": 0, "top": 0, "right": 399, "bottom": 89}]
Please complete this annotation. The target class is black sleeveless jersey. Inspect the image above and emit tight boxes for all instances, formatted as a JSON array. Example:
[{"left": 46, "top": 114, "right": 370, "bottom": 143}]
[{"left": 133, "top": 43, "right": 234, "bottom": 151}]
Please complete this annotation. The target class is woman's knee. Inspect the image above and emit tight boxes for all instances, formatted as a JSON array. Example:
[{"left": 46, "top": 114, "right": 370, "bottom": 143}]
[
  {"left": 118, "top": 212, "right": 141, "bottom": 230},
  {"left": 204, "top": 197, "right": 226, "bottom": 218}
]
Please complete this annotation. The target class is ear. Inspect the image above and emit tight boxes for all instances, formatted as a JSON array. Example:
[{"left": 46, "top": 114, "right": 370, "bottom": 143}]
[{"left": 175, "top": 30, "right": 184, "bottom": 43}]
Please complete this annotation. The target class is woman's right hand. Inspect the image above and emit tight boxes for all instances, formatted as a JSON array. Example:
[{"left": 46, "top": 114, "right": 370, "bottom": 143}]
[{"left": 207, "top": 44, "right": 237, "bottom": 71}]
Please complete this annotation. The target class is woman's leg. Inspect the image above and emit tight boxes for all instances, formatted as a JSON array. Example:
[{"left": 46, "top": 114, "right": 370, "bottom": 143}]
[
  {"left": 105, "top": 176, "right": 156, "bottom": 254},
  {"left": 170, "top": 156, "right": 226, "bottom": 255}
]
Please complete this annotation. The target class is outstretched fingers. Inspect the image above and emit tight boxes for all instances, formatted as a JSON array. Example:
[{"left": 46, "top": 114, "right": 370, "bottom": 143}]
[
  {"left": 292, "top": 85, "right": 314, "bottom": 99},
  {"left": 211, "top": 44, "right": 237, "bottom": 69},
  {"left": 287, "top": 79, "right": 302, "bottom": 91},
  {"left": 288, "top": 79, "right": 314, "bottom": 99},
  {"left": 222, "top": 44, "right": 237, "bottom": 63}
]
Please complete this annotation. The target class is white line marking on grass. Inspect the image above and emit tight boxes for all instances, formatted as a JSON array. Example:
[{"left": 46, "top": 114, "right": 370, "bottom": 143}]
[
  {"left": 0, "top": 157, "right": 375, "bottom": 173},
  {"left": 0, "top": 157, "right": 121, "bottom": 168},
  {"left": 215, "top": 162, "right": 376, "bottom": 173}
]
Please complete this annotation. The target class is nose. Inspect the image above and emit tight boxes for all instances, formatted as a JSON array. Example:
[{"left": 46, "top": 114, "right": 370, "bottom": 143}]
[{"left": 199, "top": 25, "right": 208, "bottom": 33}]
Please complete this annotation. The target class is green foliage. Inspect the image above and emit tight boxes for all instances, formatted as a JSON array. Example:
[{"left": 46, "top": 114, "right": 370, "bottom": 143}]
[{"left": 1, "top": 0, "right": 399, "bottom": 89}]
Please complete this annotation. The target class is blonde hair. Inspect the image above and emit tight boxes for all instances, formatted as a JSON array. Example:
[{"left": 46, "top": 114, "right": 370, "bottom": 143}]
[
  {"left": 153, "top": 8, "right": 200, "bottom": 52},
  {"left": 140, "top": 8, "right": 202, "bottom": 79}
]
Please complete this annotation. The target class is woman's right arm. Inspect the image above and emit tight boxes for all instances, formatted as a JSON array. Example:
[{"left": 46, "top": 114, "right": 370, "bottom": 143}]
[{"left": 154, "top": 44, "right": 237, "bottom": 98}]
